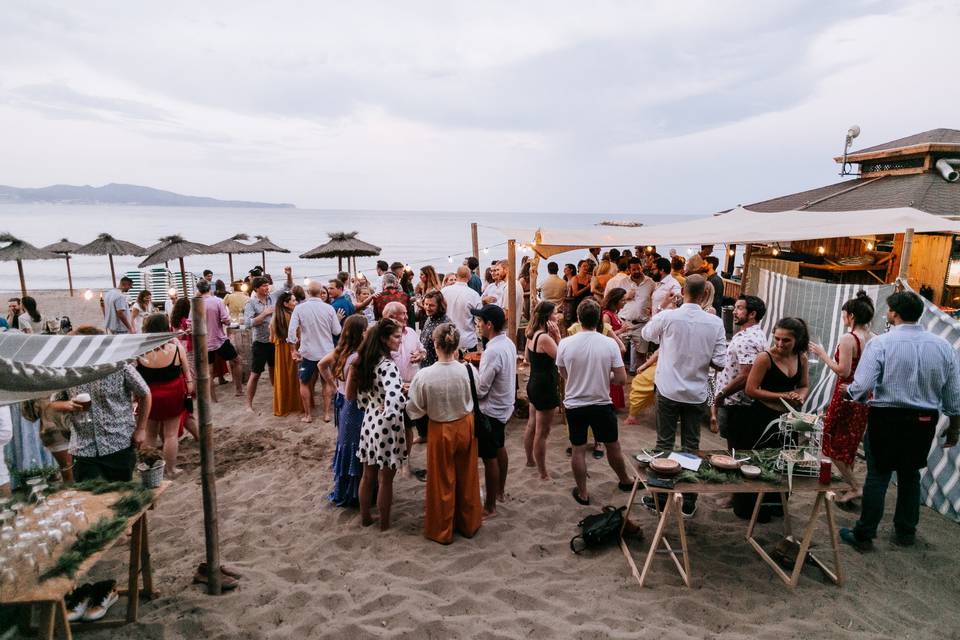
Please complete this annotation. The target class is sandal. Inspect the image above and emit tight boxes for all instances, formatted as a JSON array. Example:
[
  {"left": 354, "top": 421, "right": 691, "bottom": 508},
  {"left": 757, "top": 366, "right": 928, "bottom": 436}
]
[
  {"left": 571, "top": 487, "right": 590, "bottom": 506},
  {"left": 592, "top": 448, "right": 604, "bottom": 460},
  {"left": 193, "top": 569, "right": 239, "bottom": 591},
  {"left": 197, "top": 562, "right": 243, "bottom": 579}
]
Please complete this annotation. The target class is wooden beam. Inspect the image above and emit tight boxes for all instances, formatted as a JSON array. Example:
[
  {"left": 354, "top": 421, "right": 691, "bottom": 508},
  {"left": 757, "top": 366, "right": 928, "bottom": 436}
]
[
  {"left": 898, "top": 228, "right": 914, "bottom": 281},
  {"left": 834, "top": 142, "right": 960, "bottom": 164},
  {"left": 65, "top": 255, "right": 74, "bottom": 297},
  {"left": 109, "top": 254, "right": 117, "bottom": 288},
  {"left": 507, "top": 240, "right": 518, "bottom": 346},
  {"left": 724, "top": 244, "right": 736, "bottom": 276},
  {"left": 741, "top": 244, "right": 754, "bottom": 295},
  {"left": 471, "top": 223, "right": 480, "bottom": 271}
]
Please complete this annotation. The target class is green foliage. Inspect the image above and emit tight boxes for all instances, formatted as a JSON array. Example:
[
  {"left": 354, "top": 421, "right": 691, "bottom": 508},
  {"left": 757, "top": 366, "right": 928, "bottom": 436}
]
[
  {"left": 696, "top": 466, "right": 737, "bottom": 483},
  {"left": 112, "top": 489, "right": 154, "bottom": 519},
  {"left": 12, "top": 465, "right": 61, "bottom": 486},
  {"left": 71, "top": 479, "right": 140, "bottom": 495},
  {"left": 40, "top": 517, "right": 127, "bottom": 579}
]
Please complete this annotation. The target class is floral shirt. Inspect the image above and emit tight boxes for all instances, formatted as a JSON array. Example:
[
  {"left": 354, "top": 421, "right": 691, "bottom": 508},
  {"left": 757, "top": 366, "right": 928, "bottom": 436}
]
[
  {"left": 56, "top": 364, "right": 150, "bottom": 457},
  {"left": 716, "top": 324, "right": 767, "bottom": 406},
  {"left": 419, "top": 313, "right": 451, "bottom": 368},
  {"left": 372, "top": 287, "right": 409, "bottom": 321}
]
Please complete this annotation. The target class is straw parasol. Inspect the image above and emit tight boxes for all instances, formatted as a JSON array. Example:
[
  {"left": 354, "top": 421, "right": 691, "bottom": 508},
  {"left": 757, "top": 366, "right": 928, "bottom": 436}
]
[
  {"left": 42, "top": 238, "right": 82, "bottom": 297},
  {"left": 75, "top": 233, "right": 147, "bottom": 288},
  {"left": 248, "top": 235, "right": 290, "bottom": 270},
  {"left": 300, "top": 231, "right": 381, "bottom": 274},
  {"left": 0, "top": 233, "right": 62, "bottom": 297},
  {"left": 206, "top": 233, "right": 259, "bottom": 282},
  {"left": 138, "top": 234, "right": 210, "bottom": 295}
]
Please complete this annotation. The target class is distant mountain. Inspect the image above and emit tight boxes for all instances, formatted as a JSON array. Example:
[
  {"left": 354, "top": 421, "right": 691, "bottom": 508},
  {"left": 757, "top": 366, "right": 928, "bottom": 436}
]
[{"left": 0, "top": 183, "right": 295, "bottom": 208}]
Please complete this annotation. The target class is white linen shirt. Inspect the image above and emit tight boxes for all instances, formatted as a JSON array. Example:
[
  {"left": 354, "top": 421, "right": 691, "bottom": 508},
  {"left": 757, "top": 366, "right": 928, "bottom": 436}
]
[
  {"left": 482, "top": 281, "right": 507, "bottom": 307},
  {"left": 391, "top": 326, "right": 424, "bottom": 383},
  {"left": 642, "top": 303, "right": 726, "bottom": 404},
  {"left": 405, "top": 361, "right": 474, "bottom": 423},
  {"left": 619, "top": 277, "right": 654, "bottom": 323},
  {"left": 287, "top": 297, "right": 341, "bottom": 361},
  {"left": 651, "top": 274, "right": 682, "bottom": 316},
  {"left": 442, "top": 282, "right": 482, "bottom": 349}
]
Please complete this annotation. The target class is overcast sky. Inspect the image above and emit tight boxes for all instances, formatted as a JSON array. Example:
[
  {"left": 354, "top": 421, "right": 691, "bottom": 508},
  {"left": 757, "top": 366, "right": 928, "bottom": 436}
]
[{"left": 1, "top": 0, "right": 957, "bottom": 214}]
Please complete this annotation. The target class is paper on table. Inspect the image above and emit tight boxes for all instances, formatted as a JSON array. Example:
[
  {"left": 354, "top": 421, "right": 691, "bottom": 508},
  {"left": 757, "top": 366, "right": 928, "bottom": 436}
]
[{"left": 668, "top": 452, "right": 702, "bottom": 472}]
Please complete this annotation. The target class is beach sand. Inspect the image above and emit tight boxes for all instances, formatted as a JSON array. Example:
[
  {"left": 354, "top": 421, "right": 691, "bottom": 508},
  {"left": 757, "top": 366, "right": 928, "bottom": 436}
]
[{"left": 9, "top": 291, "right": 960, "bottom": 639}]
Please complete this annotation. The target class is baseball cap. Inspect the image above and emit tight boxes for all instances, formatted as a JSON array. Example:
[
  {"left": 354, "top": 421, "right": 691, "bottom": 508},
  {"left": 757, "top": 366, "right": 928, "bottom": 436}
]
[{"left": 470, "top": 304, "right": 505, "bottom": 325}]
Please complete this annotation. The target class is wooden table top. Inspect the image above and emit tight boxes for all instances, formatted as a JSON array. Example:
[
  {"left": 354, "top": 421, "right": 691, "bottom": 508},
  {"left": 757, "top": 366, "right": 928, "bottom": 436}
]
[{"left": 1, "top": 481, "right": 171, "bottom": 604}]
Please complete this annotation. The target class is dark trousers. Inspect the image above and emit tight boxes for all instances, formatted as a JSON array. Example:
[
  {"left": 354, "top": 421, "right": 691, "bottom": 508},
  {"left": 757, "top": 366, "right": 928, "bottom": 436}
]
[
  {"left": 854, "top": 435, "right": 921, "bottom": 541},
  {"left": 73, "top": 446, "right": 136, "bottom": 482},
  {"left": 655, "top": 392, "right": 705, "bottom": 453}
]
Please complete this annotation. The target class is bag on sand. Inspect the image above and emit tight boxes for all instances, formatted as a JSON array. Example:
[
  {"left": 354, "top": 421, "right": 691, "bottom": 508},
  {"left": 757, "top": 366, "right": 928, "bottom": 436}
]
[{"left": 570, "top": 506, "right": 625, "bottom": 554}]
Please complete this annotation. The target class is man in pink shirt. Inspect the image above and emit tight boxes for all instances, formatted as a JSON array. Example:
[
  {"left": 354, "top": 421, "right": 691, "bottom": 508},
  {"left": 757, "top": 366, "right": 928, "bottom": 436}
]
[{"left": 197, "top": 279, "right": 243, "bottom": 401}]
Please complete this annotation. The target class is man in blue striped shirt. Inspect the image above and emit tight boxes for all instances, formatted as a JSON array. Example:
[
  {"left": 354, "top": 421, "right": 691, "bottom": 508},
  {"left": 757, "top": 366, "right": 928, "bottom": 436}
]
[{"left": 840, "top": 291, "right": 960, "bottom": 551}]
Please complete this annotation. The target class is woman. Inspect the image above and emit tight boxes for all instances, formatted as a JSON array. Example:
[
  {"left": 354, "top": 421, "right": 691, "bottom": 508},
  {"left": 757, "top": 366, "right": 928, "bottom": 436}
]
[
  {"left": 809, "top": 292, "right": 875, "bottom": 503},
  {"left": 214, "top": 279, "right": 228, "bottom": 299},
  {"left": 523, "top": 302, "right": 561, "bottom": 480},
  {"left": 735, "top": 317, "right": 810, "bottom": 521},
  {"left": 442, "top": 272, "right": 457, "bottom": 288},
  {"left": 17, "top": 296, "right": 44, "bottom": 334},
  {"left": 130, "top": 290, "right": 154, "bottom": 334},
  {"left": 600, "top": 288, "right": 629, "bottom": 410},
  {"left": 291, "top": 285, "right": 306, "bottom": 304},
  {"left": 518, "top": 258, "right": 531, "bottom": 321},
  {"left": 271, "top": 292, "right": 302, "bottom": 417},
  {"left": 318, "top": 286, "right": 330, "bottom": 303},
  {"left": 169, "top": 298, "right": 200, "bottom": 442},
  {"left": 419, "top": 290, "right": 451, "bottom": 368},
  {"left": 591, "top": 258, "right": 614, "bottom": 297},
  {"left": 406, "top": 323, "right": 482, "bottom": 543},
  {"left": 356, "top": 285, "right": 376, "bottom": 323},
  {"left": 567, "top": 261, "right": 594, "bottom": 325},
  {"left": 320, "top": 315, "right": 369, "bottom": 507},
  {"left": 416, "top": 266, "right": 441, "bottom": 297},
  {"left": 137, "top": 313, "right": 194, "bottom": 477},
  {"left": 348, "top": 318, "right": 407, "bottom": 530}
]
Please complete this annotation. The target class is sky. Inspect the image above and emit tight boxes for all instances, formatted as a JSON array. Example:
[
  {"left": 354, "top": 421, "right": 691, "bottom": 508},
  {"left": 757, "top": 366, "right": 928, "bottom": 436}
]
[{"left": 1, "top": 0, "right": 957, "bottom": 214}]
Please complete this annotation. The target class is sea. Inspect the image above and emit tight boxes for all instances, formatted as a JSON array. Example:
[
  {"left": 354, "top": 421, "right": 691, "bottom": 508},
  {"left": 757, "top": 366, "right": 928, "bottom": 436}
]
[{"left": 0, "top": 204, "right": 702, "bottom": 291}]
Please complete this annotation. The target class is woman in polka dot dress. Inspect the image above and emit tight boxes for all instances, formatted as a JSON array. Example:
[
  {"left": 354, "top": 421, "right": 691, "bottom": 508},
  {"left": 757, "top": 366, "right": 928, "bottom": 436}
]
[{"left": 349, "top": 317, "right": 407, "bottom": 530}]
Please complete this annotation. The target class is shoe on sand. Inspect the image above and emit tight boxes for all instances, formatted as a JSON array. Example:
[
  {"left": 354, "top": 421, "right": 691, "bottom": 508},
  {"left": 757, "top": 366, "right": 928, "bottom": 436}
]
[
  {"left": 197, "top": 562, "right": 244, "bottom": 579},
  {"left": 66, "top": 583, "right": 93, "bottom": 622},
  {"left": 82, "top": 580, "right": 118, "bottom": 621},
  {"left": 193, "top": 569, "right": 239, "bottom": 591},
  {"left": 839, "top": 527, "right": 873, "bottom": 553}
]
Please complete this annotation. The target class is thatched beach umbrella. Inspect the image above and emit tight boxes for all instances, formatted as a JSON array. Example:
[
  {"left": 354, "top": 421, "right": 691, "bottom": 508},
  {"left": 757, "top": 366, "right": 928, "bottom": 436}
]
[
  {"left": 138, "top": 234, "right": 209, "bottom": 295},
  {"left": 0, "top": 233, "right": 62, "bottom": 297},
  {"left": 206, "top": 233, "right": 259, "bottom": 282},
  {"left": 248, "top": 235, "right": 290, "bottom": 270},
  {"left": 75, "top": 233, "right": 146, "bottom": 288},
  {"left": 42, "top": 238, "right": 82, "bottom": 296},
  {"left": 300, "top": 231, "right": 382, "bottom": 274}
]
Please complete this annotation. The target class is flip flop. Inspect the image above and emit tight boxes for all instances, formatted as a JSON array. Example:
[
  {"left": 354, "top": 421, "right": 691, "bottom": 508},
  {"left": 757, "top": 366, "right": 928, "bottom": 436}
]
[
  {"left": 413, "top": 469, "right": 428, "bottom": 482},
  {"left": 193, "top": 569, "right": 239, "bottom": 591},
  {"left": 592, "top": 449, "right": 604, "bottom": 460},
  {"left": 198, "top": 562, "right": 243, "bottom": 579},
  {"left": 571, "top": 487, "right": 590, "bottom": 506}
]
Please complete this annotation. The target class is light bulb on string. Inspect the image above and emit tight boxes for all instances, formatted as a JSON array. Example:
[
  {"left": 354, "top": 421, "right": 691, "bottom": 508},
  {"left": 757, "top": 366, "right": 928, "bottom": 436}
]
[
  {"left": 772, "top": 248, "right": 780, "bottom": 256},
  {"left": 818, "top": 246, "right": 826, "bottom": 255},
  {"left": 303, "top": 277, "right": 311, "bottom": 285},
  {"left": 447, "top": 256, "right": 453, "bottom": 263},
  {"left": 866, "top": 241, "right": 874, "bottom": 251},
  {"left": 483, "top": 247, "right": 489, "bottom": 254},
  {"left": 83, "top": 289, "right": 93, "bottom": 301},
  {"left": 728, "top": 249, "right": 735, "bottom": 257}
]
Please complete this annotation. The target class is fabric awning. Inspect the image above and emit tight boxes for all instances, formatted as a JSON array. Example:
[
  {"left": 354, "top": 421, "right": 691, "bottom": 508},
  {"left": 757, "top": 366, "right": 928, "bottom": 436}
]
[
  {"left": 491, "top": 206, "right": 960, "bottom": 257},
  {"left": 0, "top": 332, "right": 176, "bottom": 405}
]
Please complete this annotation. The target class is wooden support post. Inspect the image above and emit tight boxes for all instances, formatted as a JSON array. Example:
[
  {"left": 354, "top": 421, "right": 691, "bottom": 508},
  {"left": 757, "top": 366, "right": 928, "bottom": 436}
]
[
  {"left": 898, "top": 227, "right": 914, "bottom": 282},
  {"left": 109, "top": 254, "right": 117, "bottom": 288},
  {"left": 725, "top": 244, "right": 736, "bottom": 277},
  {"left": 529, "top": 255, "right": 540, "bottom": 311},
  {"left": 261, "top": 250, "right": 266, "bottom": 271},
  {"left": 338, "top": 256, "right": 343, "bottom": 272},
  {"left": 179, "top": 257, "right": 189, "bottom": 297},
  {"left": 741, "top": 244, "right": 754, "bottom": 294},
  {"left": 471, "top": 222, "right": 480, "bottom": 270},
  {"left": 507, "top": 240, "right": 518, "bottom": 346},
  {"left": 65, "top": 256, "right": 74, "bottom": 297},
  {"left": 191, "top": 295, "right": 222, "bottom": 595},
  {"left": 228, "top": 253, "right": 235, "bottom": 283},
  {"left": 16, "top": 259, "right": 26, "bottom": 298}
]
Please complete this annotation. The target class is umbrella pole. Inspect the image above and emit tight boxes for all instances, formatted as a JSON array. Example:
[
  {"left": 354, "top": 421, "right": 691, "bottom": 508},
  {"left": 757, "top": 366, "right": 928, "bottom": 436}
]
[
  {"left": 338, "top": 256, "right": 342, "bottom": 272},
  {"left": 179, "top": 257, "right": 189, "bottom": 295},
  {"left": 66, "top": 255, "right": 74, "bottom": 297},
  {"left": 261, "top": 251, "right": 266, "bottom": 271},
  {"left": 228, "top": 253, "right": 235, "bottom": 283},
  {"left": 109, "top": 254, "right": 117, "bottom": 288},
  {"left": 17, "top": 259, "right": 26, "bottom": 298},
  {"left": 190, "top": 294, "right": 222, "bottom": 595}
]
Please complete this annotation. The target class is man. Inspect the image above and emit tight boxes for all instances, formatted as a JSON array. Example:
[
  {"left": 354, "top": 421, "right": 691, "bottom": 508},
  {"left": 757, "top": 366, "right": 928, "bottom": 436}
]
[
  {"left": 103, "top": 277, "right": 135, "bottom": 334},
  {"left": 444, "top": 266, "right": 483, "bottom": 351},
  {"left": 203, "top": 269, "right": 214, "bottom": 283},
  {"left": 390, "top": 261, "right": 405, "bottom": 281},
  {"left": 471, "top": 304, "right": 517, "bottom": 517},
  {"left": 383, "top": 302, "right": 426, "bottom": 469},
  {"left": 356, "top": 273, "right": 408, "bottom": 321},
  {"left": 540, "top": 262, "right": 567, "bottom": 308},
  {"left": 604, "top": 259, "right": 631, "bottom": 296},
  {"left": 618, "top": 258, "right": 655, "bottom": 373},
  {"left": 699, "top": 245, "right": 715, "bottom": 261},
  {"left": 713, "top": 296, "right": 767, "bottom": 442},
  {"left": 337, "top": 271, "right": 358, "bottom": 303},
  {"left": 650, "top": 257, "right": 681, "bottom": 316},
  {"left": 198, "top": 279, "right": 243, "bottom": 401},
  {"left": 288, "top": 281, "right": 342, "bottom": 423},
  {"left": 556, "top": 298, "right": 633, "bottom": 505},
  {"left": 243, "top": 276, "right": 276, "bottom": 413},
  {"left": 670, "top": 256, "right": 687, "bottom": 288},
  {"left": 6, "top": 298, "right": 21, "bottom": 330},
  {"left": 481, "top": 263, "right": 507, "bottom": 307},
  {"left": 465, "top": 256, "right": 483, "bottom": 295},
  {"left": 840, "top": 291, "right": 960, "bottom": 551},
  {"left": 328, "top": 278, "right": 355, "bottom": 320},
  {"left": 586, "top": 247, "right": 601, "bottom": 264},
  {"left": 641, "top": 275, "right": 726, "bottom": 518},
  {"left": 704, "top": 256, "right": 725, "bottom": 316},
  {"left": 51, "top": 327, "right": 151, "bottom": 481}
]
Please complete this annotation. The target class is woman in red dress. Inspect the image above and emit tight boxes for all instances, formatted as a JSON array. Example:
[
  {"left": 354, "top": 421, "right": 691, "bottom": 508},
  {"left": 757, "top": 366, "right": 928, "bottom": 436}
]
[
  {"left": 601, "top": 288, "right": 630, "bottom": 410},
  {"left": 809, "top": 291, "right": 876, "bottom": 504}
]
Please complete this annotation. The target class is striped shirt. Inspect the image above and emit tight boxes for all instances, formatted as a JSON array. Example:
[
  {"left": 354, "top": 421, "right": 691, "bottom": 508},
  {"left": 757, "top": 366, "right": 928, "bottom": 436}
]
[{"left": 847, "top": 323, "right": 960, "bottom": 415}]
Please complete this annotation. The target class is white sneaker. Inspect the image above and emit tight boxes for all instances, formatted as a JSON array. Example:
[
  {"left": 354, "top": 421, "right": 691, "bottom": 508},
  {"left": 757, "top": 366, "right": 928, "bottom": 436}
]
[
  {"left": 66, "top": 584, "right": 93, "bottom": 622},
  {"left": 82, "top": 581, "right": 118, "bottom": 621}
]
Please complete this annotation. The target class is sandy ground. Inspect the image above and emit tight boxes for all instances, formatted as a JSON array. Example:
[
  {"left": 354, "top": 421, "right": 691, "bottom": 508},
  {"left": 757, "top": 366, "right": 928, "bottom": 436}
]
[{"left": 7, "top": 291, "right": 960, "bottom": 639}]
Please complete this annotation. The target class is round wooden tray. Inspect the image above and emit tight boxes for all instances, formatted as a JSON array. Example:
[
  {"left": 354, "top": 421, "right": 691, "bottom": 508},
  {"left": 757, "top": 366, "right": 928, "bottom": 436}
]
[
  {"left": 649, "top": 458, "right": 682, "bottom": 476},
  {"left": 710, "top": 454, "right": 740, "bottom": 471}
]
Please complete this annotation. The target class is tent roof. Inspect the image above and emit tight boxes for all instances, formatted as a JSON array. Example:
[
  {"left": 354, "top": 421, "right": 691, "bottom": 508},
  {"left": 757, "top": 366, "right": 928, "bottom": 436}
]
[
  {"left": 0, "top": 233, "right": 61, "bottom": 262},
  {"left": 138, "top": 235, "right": 209, "bottom": 267},
  {"left": 206, "top": 234, "right": 259, "bottom": 254},
  {"left": 248, "top": 235, "right": 290, "bottom": 253},
  {"left": 75, "top": 233, "right": 146, "bottom": 257},
  {"left": 299, "top": 231, "right": 381, "bottom": 259},
  {"left": 497, "top": 206, "right": 960, "bottom": 257},
  {"left": 42, "top": 238, "right": 82, "bottom": 254}
]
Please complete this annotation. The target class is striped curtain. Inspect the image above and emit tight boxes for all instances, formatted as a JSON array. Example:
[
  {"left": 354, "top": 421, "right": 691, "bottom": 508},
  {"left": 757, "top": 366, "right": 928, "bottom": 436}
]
[
  {"left": 755, "top": 269, "right": 960, "bottom": 522},
  {"left": 0, "top": 332, "right": 176, "bottom": 405}
]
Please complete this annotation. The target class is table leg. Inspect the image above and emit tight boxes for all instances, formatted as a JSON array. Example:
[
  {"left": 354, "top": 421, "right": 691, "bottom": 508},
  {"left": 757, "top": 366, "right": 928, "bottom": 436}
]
[
  {"left": 788, "top": 492, "right": 823, "bottom": 587},
  {"left": 779, "top": 491, "right": 793, "bottom": 538},
  {"left": 125, "top": 516, "right": 143, "bottom": 623},
  {"left": 638, "top": 494, "right": 672, "bottom": 587},
  {"left": 619, "top": 475, "right": 643, "bottom": 584},
  {"left": 140, "top": 512, "right": 156, "bottom": 598},
  {"left": 665, "top": 494, "right": 691, "bottom": 587},
  {"left": 745, "top": 492, "right": 764, "bottom": 540},
  {"left": 37, "top": 601, "right": 55, "bottom": 640},
  {"left": 806, "top": 493, "right": 844, "bottom": 586},
  {"left": 54, "top": 599, "right": 73, "bottom": 640}
]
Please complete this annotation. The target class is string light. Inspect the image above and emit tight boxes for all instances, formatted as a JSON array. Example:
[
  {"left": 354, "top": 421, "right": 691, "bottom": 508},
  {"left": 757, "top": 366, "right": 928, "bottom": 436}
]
[
  {"left": 686, "top": 248, "right": 693, "bottom": 255},
  {"left": 866, "top": 241, "right": 875, "bottom": 250},
  {"left": 728, "top": 249, "right": 735, "bottom": 256},
  {"left": 483, "top": 247, "right": 489, "bottom": 254},
  {"left": 817, "top": 246, "right": 826, "bottom": 255},
  {"left": 645, "top": 246, "right": 653, "bottom": 253},
  {"left": 772, "top": 248, "right": 780, "bottom": 256},
  {"left": 303, "top": 277, "right": 311, "bottom": 285},
  {"left": 83, "top": 289, "right": 93, "bottom": 301},
  {"left": 447, "top": 256, "right": 453, "bottom": 263}
]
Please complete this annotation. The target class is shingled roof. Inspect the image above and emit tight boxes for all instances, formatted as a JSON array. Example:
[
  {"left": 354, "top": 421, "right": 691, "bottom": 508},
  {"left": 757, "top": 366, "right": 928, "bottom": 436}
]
[{"left": 847, "top": 128, "right": 960, "bottom": 155}]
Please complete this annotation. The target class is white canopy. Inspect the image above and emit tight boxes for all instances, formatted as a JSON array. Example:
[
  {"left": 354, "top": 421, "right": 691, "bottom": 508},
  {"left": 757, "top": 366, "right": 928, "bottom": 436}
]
[{"left": 494, "top": 206, "right": 960, "bottom": 257}]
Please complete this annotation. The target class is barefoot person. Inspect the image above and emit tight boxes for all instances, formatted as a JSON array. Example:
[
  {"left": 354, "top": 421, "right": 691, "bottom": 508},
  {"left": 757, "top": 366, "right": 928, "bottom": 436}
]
[
  {"left": 809, "top": 291, "right": 876, "bottom": 503},
  {"left": 288, "top": 281, "right": 341, "bottom": 423},
  {"left": 523, "top": 301, "right": 561, "bottom": 480},
  {"left": 406, "top": 323, "right": 483, "bottom": 543},
  {"left": 470, "top": 304, "right": 517, "bottom": 517},
  {"left": 556, "top": 298, "right": 632, "bottom": 505},
  {"left": 349, "top": 318, "right": 407, "bottom": 530},
  {"left": 243, "top": 276, "right": 276, "bottom": 413},
  {"left": 197, "top": 279, "right": 243, "bottom": 401}
]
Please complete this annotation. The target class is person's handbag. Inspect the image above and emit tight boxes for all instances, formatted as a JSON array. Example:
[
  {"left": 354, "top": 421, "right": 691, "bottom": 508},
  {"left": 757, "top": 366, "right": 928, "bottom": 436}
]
[
  {"left": 570, "top": 506, "right": 626, "bottom": 554},
  {"left": 465, "top": 363, "right": 492, "bottom": 439}
]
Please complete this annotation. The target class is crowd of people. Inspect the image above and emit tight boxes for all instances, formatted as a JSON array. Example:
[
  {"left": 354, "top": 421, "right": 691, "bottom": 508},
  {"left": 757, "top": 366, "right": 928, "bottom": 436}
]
[{"left": 3, "top": 244, "right": 958, "bottom": 554}]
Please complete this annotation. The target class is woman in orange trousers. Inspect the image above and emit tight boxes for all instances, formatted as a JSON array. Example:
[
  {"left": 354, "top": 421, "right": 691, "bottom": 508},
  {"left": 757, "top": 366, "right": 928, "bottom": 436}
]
[
  {"left": 270, "top": 293, "right": 302, "bottom": 417},
  {"left": 405, "top": 323, "right": 482, "bottom": 544}
]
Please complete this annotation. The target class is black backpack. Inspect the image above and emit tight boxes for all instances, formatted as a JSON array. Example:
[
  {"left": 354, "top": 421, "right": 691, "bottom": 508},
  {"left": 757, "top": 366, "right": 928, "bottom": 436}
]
[{"left": 570, "top": 506, "right": 625, "bottom": 554}]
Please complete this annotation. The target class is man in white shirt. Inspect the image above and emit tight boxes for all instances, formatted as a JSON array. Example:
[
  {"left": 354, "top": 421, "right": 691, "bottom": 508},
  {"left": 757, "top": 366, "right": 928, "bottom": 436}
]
[
  {"left": 471, "top": 304, "right": 517, "bottom": 517},
  {"left": 556, "top": 298, "right": 632, "bottom": 505},
  {"left": 642, "top": 275, "right": 726, "bottom": 517},
  {"left": 288, "top": 281, "right": 342, "bottom": 424},
  {"left": 103, "top": 277, "right": 135, "bottom": 334},
  {"left": 443, "top": 266, "right": 483, "bottom": 350},
  {"left": 617, "top": 258, "right": 655, "bottom": 372},
  {"left": 650, "top": 257, "right": 681, "bottom": 316},
  {"left": 481, "top": 263, "right": 507, "bottom": 307}
]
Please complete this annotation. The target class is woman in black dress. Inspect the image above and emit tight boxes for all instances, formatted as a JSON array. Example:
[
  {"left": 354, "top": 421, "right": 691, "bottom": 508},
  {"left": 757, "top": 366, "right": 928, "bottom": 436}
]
[{"left": 523, "top": 301, "right": 562, "bottom": 480}]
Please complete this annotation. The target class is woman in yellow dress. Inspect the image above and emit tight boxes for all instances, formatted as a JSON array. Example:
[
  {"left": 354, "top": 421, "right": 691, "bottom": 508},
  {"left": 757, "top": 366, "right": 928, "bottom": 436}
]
[{"left": 271, "top": 292, "right": 302, "bottom": 417}]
